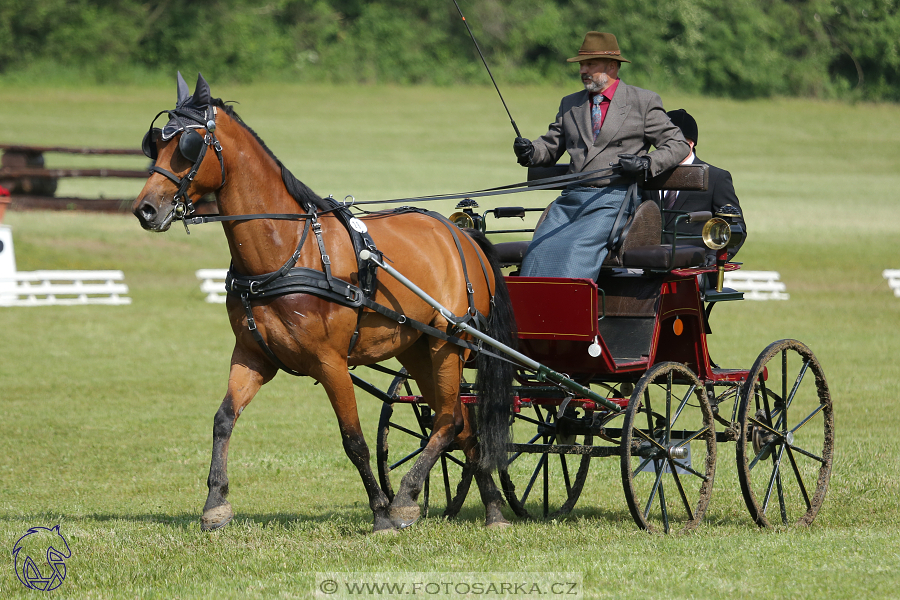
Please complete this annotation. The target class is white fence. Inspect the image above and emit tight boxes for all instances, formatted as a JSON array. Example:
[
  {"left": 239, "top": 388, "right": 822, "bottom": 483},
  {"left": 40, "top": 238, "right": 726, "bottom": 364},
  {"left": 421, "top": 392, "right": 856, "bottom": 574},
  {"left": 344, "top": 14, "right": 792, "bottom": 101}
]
[
  {"left": 196, "top": 269, "right": 229, "bottom": 303},
  {"left": 0, "top": 270, "right": 131, "bottom": 306},
  {"left": 884, "top": 270, "right": 900, "bottom": 298},
  {"left": 722, "top": 270, "right": 789, "bottom": 301}
]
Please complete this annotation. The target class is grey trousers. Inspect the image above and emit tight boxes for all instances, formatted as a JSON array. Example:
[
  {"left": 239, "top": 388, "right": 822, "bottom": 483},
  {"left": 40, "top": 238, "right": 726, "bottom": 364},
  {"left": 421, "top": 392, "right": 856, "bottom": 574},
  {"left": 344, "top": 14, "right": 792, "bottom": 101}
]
[{"left": 521, "top": 185, "right": 630, "bottom": 279}]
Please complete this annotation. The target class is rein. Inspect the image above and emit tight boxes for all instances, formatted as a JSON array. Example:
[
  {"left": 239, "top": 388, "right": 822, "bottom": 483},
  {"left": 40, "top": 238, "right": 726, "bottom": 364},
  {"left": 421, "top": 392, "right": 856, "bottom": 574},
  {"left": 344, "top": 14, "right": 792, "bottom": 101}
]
[{"left": 350, "top": 164, "right": 624, "bottom": 208}]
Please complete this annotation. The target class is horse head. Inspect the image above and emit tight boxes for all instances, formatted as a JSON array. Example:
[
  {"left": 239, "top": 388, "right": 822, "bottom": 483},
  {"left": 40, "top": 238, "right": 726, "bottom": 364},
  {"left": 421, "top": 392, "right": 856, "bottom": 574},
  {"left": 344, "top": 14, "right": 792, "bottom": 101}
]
[{"left": 133, "top": 72, "right": 228, "bottom": 232}]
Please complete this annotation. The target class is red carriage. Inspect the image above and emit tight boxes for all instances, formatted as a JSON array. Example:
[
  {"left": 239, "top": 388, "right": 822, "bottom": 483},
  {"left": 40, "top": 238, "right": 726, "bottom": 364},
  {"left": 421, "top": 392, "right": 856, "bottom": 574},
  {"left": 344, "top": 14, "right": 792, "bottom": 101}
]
[{"left": 375, "top": 164, "right": 834, "bottom": 533}]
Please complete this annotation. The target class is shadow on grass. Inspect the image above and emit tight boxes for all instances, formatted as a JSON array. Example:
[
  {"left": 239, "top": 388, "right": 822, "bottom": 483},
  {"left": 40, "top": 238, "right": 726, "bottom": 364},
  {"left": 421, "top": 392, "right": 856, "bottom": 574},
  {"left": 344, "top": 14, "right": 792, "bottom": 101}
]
[{"left": 0, "top": 508, "right": 378, "bottom": 532}]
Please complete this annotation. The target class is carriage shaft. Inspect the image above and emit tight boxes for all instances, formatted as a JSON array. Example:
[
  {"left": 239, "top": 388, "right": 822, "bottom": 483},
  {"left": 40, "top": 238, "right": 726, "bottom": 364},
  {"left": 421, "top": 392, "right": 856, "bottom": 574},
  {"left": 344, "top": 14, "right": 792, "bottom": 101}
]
[{"left": 360, "top": 250, "right": 623, "bottom": 412}]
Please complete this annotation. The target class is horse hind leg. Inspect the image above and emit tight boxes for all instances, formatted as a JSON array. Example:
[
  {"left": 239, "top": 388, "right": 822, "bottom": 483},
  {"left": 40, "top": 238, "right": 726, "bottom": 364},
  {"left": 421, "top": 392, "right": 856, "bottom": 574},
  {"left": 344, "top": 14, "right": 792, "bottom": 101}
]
[
  {"left": 389, "top": 344, "right": 467, "bottom": 528},
  {"left": 454, "top": 407, "right": 511, "bottom": 528},
  {"left": 201, "top": 354, "right": 275, "bottom": 531},
  {"left": 315, "top": 362, "right": 394, "bottom": 533}
]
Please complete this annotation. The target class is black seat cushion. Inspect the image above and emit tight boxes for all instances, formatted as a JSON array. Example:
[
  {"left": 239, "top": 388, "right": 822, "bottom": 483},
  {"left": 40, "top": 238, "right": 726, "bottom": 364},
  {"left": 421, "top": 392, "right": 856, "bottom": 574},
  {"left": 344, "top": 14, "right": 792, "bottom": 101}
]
[
  {"left": 621, "top": 245, "right": 707, "bottom": 269},
  {"left": 494, "top": 240, "right": 530, "bottom": 265}
]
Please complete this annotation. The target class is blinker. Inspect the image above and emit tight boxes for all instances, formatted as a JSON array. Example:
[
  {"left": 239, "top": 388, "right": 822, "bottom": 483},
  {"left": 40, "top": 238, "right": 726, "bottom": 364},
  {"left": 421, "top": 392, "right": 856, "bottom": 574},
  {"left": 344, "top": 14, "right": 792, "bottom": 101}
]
[
  {"left": 178, "top": 128, "right": 204, "bottom": 163},
  {"left": 142, "top": 128, "right": 162, "bottom": 160}
]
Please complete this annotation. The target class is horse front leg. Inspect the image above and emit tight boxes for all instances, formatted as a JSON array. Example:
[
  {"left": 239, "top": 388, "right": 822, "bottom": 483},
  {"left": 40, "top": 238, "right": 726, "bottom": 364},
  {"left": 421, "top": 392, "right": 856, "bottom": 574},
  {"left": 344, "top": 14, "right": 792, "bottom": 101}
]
[{"left": 201, "top": 352, "right": 275, "bottom": 531}]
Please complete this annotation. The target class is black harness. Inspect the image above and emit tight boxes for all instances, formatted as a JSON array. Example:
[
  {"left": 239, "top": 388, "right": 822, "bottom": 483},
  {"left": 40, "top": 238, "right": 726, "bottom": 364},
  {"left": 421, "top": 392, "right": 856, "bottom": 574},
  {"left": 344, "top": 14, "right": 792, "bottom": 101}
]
[{"left": 223, "top": 204, "right": 492, "bottom": 377}]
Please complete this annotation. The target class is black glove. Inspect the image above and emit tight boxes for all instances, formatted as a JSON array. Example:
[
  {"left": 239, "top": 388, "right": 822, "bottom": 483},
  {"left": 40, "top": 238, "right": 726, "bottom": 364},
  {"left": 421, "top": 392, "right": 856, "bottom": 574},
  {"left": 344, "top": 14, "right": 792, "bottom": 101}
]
[
  {"left": 617, "top": 154, "right": 651, "bottom": 181},
  {"left": 513, "top": 137, "right": 534, "bottom": 166}
]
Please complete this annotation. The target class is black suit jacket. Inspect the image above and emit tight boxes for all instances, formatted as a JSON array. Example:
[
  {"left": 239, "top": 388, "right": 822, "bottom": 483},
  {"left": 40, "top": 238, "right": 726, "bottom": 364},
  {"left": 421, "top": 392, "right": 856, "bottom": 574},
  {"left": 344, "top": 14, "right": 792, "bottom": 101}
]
[{"left": 645, "top": 156, "right": 747, "bottom": 261}]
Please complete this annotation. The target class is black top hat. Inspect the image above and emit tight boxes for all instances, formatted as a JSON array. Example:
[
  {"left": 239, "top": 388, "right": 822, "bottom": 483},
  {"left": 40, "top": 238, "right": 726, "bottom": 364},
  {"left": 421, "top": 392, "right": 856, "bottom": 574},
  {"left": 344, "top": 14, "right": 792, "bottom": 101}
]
[{"left": 667, "top": 109, "right": 698, "bottom": 146}]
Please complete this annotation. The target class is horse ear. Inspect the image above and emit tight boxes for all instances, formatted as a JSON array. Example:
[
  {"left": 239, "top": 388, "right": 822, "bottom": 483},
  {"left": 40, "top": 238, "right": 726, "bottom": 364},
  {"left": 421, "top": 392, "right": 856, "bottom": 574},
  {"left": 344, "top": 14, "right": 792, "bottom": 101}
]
[
  {"left": 176, "top": 71, "right": 190, "bottom": 105},
  {"left": 193, "top": 73, "right": 212, "bottom": 107}
]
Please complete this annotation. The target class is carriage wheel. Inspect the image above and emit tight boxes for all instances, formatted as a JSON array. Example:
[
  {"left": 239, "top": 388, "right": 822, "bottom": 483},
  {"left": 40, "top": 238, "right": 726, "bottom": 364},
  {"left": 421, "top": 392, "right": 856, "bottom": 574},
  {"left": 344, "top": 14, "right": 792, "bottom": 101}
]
[
  {"left": 621, "top": 362, "right": 717, "bottom": 534},
  {"left": 499, "top": 401, "right": 592, "bottom": 520},
  {"left": 736, "top": 339, "right": 834, "bottom": 527},
  {"left": 376, "top": 371, "right": 474, "bottom": 519}
]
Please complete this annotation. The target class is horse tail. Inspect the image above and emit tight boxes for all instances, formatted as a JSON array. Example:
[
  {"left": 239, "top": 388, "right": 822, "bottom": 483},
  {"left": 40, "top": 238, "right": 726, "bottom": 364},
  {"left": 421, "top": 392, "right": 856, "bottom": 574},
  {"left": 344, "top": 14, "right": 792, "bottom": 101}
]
[{"left": 466, "top": 229, "right": 518, "bottom": 473}]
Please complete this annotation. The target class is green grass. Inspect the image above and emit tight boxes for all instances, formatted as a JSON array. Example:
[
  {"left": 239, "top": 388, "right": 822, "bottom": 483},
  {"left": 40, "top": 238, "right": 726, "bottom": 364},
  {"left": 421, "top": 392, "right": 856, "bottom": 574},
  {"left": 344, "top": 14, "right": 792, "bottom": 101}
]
[{"left": 1, "top": 82, "right": 900, "bottom": 598}]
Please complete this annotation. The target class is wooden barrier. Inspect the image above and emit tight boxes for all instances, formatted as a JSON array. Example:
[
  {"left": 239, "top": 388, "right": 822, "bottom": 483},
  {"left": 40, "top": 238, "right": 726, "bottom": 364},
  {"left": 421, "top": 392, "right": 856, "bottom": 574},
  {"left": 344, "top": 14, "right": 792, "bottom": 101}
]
[
  {"left": 0, "top": 143, "right": 216, "bottom": 213},
  {"left": 723, "top": 271, "right": 789, "bottom": 301},
  {"left": 196, "top": 269, "right": 229, "bottom": 303},
  {"left": 883, "top": 269, "right": 900, "bottom": 298},
  {"left": 0, "top": 270, "right": 131, "bottom": 306}
]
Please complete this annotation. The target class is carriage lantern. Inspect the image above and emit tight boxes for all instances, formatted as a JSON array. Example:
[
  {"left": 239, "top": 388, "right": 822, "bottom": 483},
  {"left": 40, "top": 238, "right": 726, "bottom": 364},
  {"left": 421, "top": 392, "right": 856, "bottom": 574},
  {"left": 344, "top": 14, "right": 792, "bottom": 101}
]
[
  {"left": 702, "top": 204, "right": 746, "bottom": 291},
  {"left": 449, "top": 198, "right": 484, "bottom": 231}
]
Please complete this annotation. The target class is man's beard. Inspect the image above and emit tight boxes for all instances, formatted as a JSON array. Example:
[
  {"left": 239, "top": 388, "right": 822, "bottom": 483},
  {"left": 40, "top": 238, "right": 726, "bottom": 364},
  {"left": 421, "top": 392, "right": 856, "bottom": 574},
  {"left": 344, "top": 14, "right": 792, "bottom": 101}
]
[{"left": 583, "top": 72, "right": 609, "bottom": 93}]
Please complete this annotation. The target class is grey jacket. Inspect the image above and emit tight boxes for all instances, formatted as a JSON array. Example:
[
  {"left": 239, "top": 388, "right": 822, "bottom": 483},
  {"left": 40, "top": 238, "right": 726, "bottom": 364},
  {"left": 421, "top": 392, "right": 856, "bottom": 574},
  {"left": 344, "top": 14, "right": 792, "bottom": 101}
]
[{"left": 528, "top": 82, "right": 689, "bottom": 183}]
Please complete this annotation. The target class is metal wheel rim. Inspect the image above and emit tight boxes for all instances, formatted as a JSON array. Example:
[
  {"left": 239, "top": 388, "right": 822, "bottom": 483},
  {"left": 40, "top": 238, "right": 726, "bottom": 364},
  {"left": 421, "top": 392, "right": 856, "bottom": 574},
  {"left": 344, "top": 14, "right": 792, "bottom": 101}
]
[
  {"left": 499, "top": 403, "right": 592, "bottom": 520},
  {"left": 736, "top": 339, "right": 834, "bottom": 528},
  {"left": 620, "top": 362, "right": 717, "bottom": 534}
]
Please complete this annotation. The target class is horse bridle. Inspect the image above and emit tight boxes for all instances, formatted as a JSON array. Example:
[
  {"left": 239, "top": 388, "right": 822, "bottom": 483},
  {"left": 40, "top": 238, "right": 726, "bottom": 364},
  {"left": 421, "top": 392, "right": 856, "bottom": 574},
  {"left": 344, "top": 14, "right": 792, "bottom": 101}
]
[{"left": 142, "top": 105, "right": 226, "bottom": 228}]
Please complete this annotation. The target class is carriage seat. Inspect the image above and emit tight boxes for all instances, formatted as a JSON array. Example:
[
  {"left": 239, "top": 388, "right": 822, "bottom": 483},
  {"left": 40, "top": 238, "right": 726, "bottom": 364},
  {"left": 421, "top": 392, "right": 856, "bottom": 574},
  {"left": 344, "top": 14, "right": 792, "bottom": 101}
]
[
  {"left": 604, "top": 200, "right": 708, "bottom": 270},
  {"left": 494, "top": 200, "right": 706, "bottom": 271}
]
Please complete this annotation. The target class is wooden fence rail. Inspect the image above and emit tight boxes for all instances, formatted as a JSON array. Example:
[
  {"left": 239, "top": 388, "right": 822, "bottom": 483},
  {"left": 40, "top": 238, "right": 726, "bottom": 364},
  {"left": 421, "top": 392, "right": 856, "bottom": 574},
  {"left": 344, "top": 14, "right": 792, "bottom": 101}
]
[{"left": 0, "top": 143, "right": 216, "bottom": 214}]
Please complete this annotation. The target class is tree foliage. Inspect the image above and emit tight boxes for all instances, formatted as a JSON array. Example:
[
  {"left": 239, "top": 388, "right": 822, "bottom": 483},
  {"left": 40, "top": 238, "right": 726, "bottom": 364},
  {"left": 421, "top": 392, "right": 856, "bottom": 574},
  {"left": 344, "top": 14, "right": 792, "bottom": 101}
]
[{"left": 1, "top": 0, "right": 897, "bottom": 100}]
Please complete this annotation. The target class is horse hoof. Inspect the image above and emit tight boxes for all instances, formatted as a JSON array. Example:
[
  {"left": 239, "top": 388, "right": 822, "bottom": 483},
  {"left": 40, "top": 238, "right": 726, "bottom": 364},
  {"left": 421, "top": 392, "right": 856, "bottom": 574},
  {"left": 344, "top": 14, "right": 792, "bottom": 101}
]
[
  {"left": 372, "top": 526, "right": 399, "bottom": 536},
  {"left": 373, "top": 515, "right": 397, "bottom": 534},
  {"left": 390, "top": 504, "right": 421, "bottom": 529},
  {"left": 201, "top": 502, "right": 234, "bottom": 531},
  {"left": 486, "top": 519, "right": 512, "bottom": 530}
]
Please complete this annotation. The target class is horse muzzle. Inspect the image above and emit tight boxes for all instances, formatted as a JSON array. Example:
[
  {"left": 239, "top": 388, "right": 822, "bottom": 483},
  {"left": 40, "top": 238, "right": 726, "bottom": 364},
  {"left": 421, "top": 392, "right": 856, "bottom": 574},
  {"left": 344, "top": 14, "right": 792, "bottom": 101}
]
[{"left": 133, "top": 197, "right": 177, "bottom": 232}]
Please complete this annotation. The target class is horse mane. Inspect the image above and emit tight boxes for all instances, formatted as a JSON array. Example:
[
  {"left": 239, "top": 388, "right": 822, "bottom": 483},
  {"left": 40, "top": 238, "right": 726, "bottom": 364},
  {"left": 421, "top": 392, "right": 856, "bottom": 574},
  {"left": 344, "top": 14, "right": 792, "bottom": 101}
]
[{"left": 209, "top": 97, "right": 337, "bottom": 213}]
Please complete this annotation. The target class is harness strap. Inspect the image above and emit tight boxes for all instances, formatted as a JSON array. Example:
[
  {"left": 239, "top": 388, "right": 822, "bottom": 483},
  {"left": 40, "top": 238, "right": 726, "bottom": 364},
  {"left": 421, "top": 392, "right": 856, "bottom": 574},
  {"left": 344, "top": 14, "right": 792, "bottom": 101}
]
[{"left": 230, "top": 207, "right": 505, "bottom": 376}]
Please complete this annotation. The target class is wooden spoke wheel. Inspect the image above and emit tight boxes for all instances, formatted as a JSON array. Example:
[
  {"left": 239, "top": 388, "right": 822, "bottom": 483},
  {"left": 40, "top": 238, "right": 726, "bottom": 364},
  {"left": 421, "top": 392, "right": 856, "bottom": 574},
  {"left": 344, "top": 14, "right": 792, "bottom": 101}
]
[
  {"left": 736, "top": 339, "right": 834, "bottom": 527},
  {"left": 499, "top": 400, "right": 593, "bottom": 520},
  {"left": 376, "top": 371, "right": 473, "bottom": 519},
  {"left": 621, "top": 362, "right": 717, "bottom": 534}
]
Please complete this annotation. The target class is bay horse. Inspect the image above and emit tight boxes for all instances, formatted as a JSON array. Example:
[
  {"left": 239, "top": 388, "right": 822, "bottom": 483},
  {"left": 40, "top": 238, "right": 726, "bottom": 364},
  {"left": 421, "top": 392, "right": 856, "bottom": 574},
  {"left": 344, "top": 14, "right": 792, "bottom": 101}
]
[{"left": 132, "top": 73, "right": 516, "bottom": 532}]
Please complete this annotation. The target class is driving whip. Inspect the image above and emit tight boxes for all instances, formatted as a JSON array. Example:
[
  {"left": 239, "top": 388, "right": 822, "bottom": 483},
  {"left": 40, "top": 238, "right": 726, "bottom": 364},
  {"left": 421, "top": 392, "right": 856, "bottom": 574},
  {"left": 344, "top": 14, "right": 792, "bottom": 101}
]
[{"left": 452, "top": 0, "right": 522, "bottom": 137}]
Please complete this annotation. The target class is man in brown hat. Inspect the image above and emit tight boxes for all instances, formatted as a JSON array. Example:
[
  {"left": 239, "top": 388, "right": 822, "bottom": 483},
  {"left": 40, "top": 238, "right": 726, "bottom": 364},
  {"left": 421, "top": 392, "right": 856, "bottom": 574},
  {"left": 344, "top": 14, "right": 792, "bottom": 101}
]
[{"left": 514, "top": 32, "right": 689, "bottom": 279}]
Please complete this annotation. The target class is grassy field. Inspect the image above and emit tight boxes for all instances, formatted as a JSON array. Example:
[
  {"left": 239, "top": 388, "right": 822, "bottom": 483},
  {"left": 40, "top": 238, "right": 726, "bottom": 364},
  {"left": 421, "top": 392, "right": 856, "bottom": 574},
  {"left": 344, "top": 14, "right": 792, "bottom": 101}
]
[{"left": 1, "top": 81, "right": 899, "bottom": 599}]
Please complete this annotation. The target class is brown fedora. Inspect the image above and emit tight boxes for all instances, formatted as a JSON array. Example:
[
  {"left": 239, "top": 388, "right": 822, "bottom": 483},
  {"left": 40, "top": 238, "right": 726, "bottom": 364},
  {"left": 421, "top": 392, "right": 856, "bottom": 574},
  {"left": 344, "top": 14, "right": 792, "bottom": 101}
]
[{"left": 566, "top": 32, "right": 630, "bottom": 63}]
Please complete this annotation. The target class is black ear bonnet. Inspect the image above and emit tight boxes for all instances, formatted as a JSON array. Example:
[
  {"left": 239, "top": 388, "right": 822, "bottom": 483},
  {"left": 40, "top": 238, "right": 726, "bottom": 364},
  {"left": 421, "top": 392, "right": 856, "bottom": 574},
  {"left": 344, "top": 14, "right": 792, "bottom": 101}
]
[
  {"left": 141, "top": 72, "right": 225, "bottom": 226},
  {"left": 142, "top": 71, "right": 214, "bottom": 161}
]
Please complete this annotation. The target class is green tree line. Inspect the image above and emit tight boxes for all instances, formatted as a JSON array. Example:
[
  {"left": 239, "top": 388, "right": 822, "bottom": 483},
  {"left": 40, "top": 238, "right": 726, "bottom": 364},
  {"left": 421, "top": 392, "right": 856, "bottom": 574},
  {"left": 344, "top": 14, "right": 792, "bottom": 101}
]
[{"left": 1, "top": 0, "right": 898, "bottom": 100}]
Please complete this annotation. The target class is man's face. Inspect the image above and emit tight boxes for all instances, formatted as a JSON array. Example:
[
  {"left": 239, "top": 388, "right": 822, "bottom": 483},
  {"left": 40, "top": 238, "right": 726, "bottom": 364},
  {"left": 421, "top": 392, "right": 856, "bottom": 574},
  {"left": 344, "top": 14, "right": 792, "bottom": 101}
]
[{"left": 580, "top": 58, "right": 619, "bottom": 93}]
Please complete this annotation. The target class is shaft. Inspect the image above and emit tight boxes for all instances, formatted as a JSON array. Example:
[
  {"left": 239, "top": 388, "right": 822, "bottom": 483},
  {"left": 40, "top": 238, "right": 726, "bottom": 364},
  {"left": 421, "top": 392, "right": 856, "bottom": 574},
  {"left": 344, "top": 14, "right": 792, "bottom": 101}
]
[{"left": 359, "top": 250, "right": 622, "bottom": 412}]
